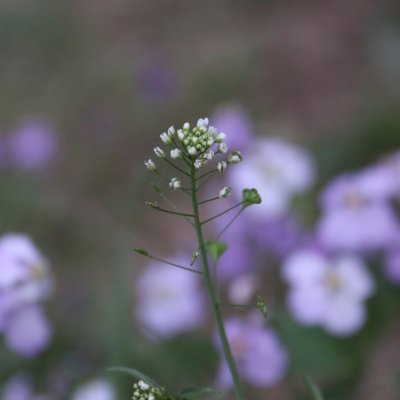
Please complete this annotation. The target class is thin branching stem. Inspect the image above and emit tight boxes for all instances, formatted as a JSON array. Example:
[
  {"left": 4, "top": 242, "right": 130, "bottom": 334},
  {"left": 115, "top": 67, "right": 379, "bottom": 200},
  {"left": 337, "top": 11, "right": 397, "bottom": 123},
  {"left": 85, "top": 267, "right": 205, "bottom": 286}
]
[
  {"left": 201, "top": 202, "right": 244, "bottom": 225},
  {"left": 148, "top": 255, "right": 203, "bottom": 275},
  {"left": 163, "top": 158, "right": 191, "bottom": 177},
  {"left": 212, "top": 208, "right": 245, "bottom": 243},
  {"left": 197, "top": 171, "right": 217, "bottom": 191},
  {"left": 189, "top": 164, "right": 245, "bottom": 400},
  {"left": 151, "top": 185, "right": 194, "bottom": 228},
  {"left": 198, "top": 196, "right": 220, "bottom": 205},
  {"left": 156, "top": 207, "right": 194, "bottom": 218}
]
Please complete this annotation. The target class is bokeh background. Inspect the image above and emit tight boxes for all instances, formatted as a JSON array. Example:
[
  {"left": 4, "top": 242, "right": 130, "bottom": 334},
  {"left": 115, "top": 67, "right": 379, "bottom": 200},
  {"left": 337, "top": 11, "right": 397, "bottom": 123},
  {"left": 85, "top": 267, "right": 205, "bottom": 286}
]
[{"left": 1, "top": 1, "right": 400, "bottom": 399}]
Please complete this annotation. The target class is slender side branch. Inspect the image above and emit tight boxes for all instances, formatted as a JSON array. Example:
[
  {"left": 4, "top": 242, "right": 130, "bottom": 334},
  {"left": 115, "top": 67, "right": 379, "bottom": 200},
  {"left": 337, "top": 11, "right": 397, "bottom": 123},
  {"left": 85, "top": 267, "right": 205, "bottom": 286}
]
[
  {"left": 156, "top": 207, "right": 194, "bottom": 218},
  {"left": 212, "top": 208, "right": 245, "bottom": 243},
  {"left": 163, "top": 158, "right": 190, "bottom": 177},
  {"left": 198, "top": 196, "right": 220, "bottom": 205},
  {"left": 196, "top": 169, "right": 217, "bottom": 181},
  {"left": 197, "top": 171, "right": 217, "bottom": 190},
  {"left": 135, "top": 251, "right": 203, "bottom": 275},
  {"left": 201, "top": 202, "right": 244, "bottom": 225}
]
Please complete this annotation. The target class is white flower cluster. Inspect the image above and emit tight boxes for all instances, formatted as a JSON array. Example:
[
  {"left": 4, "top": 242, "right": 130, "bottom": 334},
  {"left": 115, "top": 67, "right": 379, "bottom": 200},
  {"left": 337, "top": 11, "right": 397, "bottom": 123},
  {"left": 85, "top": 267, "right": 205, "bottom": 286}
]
[
  {"left": 132, "top": 381, "right": 168, "bottom": 400},
  {"left": 145, "top": 118, "right": 243, "bottom": 178}
]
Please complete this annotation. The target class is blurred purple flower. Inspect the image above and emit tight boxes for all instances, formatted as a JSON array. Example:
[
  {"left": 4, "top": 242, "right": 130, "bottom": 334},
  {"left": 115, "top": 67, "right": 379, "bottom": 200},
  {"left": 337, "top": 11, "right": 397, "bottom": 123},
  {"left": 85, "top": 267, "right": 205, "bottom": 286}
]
[
  {"left": 384, "top": 247, "right": 400, "bottom": 285},
  {"left": 8, "top": 118, "right": 57, "bottom": 170},
  {"left": 282, "top": 250, "right": 374, "bottom": 336},
  {"left": 0, "top": 233, "right": 53, "bottom": 356},
  {"left": 71, "top": 379, "right": 115, "bottom": 400},
  {"left": 215, "top": 315, "right": 288, "bottom": 388},
  {"left": 317, "top": 170, "right": 400, "bottom": 252},
  {"left": 0, "top": 134, "right": 7, "bottom": 169},
  {"left": 135, "top": 257, "right": 206, "bottom": 338},
  {"left": 212, "top": 104, "right": 254, "bottom": 152},
  {"left": 4, "top": 305, "right": 52, "bottom": 357},
  {"left": 1, "top": 374, "right": 48, "bottom": 400},
  {"left": 229, "top": 138, "right": 315, "bottom": 218},
  {"left": 253, "top": 216, "right": 307, "bottom": 258}
]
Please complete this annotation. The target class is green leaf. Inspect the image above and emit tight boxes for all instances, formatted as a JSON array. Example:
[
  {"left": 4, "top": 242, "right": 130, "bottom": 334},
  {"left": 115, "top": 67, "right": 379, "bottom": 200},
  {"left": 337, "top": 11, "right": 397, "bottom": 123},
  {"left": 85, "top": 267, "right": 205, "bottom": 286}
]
[
  {"left": 134, "top": 248, "right": 149, "bottom": 256},
  {"left": 179, "top": 386, "right": 221, "bottom": 399},
  {"left": 242, "top": 188, "right": 262, "bottom": 207},
  {"left": 106, "top": 366, "right": 159, "bottom": 387},
  {"left": 304, "top": 375, "right": 324, "bottom": 400},
  {"left": 205, "top": 241, "right": 227, "bottom": 263},
  {"left": 256, "top": 295, "right": 268, "bottom": 319}
]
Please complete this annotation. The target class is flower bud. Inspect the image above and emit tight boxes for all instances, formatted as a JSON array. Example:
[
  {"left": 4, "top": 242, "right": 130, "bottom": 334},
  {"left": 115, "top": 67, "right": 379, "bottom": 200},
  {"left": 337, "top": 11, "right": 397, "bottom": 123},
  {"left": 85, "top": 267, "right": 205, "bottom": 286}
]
[
  {"left": 169, "top": 177, "right": 182, "bottom": 190},
  {"left": 154, "top": 147, "right": 165, "bottom": 158},
  {"left": 219, "top": 186, "right": 232, "bottom": 198},
  {"left": 170, "top": 148, "right": 182, "bottom": 159},
  {"left": 218, "top": 142, "right": 228, "bottom": 154},
  {"left": 160, "top": 133, "right": 171, "bottom": 145},
  {"left": 144, "top": 159, "right": 156, "bottom": 171},
  {"left": 228, "top": 150, "right": 243, "bottom": 164},
  {"left": 217, "top": 161, "right": 227, "bottom": 172},
  {"left": 188, "top": 146, "right": 197, "bottom": 156}
]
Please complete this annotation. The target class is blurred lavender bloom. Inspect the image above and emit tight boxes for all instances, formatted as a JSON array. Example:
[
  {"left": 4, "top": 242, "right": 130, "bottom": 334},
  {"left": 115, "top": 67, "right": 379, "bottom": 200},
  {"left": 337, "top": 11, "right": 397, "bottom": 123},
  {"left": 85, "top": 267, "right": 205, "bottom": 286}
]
[
  {"left": 215, "top": 315, "right": 288, "bottom": 388},
  {"left": 253, "top": 216, "right": 307, "bottom": 258},
  {"left": 229, "top": 138, "right": 315, "bottom": 218},
  {"left": 282, "top": 250, "right": 374, "bottom": 336},
  {"left": 4, "top": 305, "right": 52, "bottom": 358},
  {"left": 384, "top": 248, "right": 400, "bottom": 285},
  {"left": 0, "top": 234, "right": 53, "bottom": 325},
  {"left": 8, "top": 118, "right": 57, "bottom": 170},
  {"left": 71, "top": 379, "right": 115, "bottom": 400},
  {"left": 0, "top": 134, "right": 7, "bottom": 169},
  {"left": 1, "top": 374, "right": 48, "bottom": 400},
  {"left": 212, "top": 104, "right": 254, "bottom": 152},
  {"left": 317, "top": 170, "right": 400, "bottom": 252},
  {"left": 0, "top": 233, "right": 53, "bottom": 356},
  {"left": 135, "top": 257, "right": 206, "bottom": 338}
]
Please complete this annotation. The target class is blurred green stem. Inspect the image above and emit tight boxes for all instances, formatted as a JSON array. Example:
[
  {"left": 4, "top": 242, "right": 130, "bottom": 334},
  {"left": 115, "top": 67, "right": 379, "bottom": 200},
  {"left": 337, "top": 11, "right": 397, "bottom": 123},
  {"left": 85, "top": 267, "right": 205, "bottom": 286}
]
[{"left": 189, "top": 164, "right": 245, "bottom": 400}]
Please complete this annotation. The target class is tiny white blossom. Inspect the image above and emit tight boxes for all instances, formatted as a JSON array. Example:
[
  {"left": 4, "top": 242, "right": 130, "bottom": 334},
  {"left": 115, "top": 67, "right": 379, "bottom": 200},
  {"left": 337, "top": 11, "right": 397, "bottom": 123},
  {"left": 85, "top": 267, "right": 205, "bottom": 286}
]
[
  {"left": 207, "top": 137, "right": 215, "bottom": 146},
  {"left": 197, "top": 117, "right": 209, "bottom": 128},
  {"left": 208, "top": 126, "right": 217, "bottom": 136},
  {"left": 169, "top": 177, "right": 182, "bottom": 190},
  {"left": 148, "top": 396, "right": 155, "bottom": 400},
  {"left": 205, "top": 151, "right": 214, "bottom": 161},
  {"left": 216, "top": 132, "right": 226, "bottom": 142},
  {"left": 170, "top": 148, "right": 182, "bottom": 159},
  {"left": 219, "top": 186, "right": 232, "bottom": 198},
  {"left": 217, "top": 161, "right": 227, "bottom": 172},
  {"left": 177, "top": 129, "right": 185, "bottom": 141},
  {"left": 194, "top": 159, "right": 203, "bottom": 169},
  {"left": 183, "top": 122, "right": 190, "bottom": 130},
  {"left": 144, "top": 159, "right": 156, "bottom": 171},
  {"left": 218, "top": 143, "right": 228, "bottom": 154},
  {"left": 188, "top": 146, "right": 197, "bottom": 156},
  {"left": 160, "top": 132, "right": 171, "bottom": 145},
  {"left": 168, "top": 126, "right": 175, "bottom": 135},
  {"left": 228, "top": 150, "right": 243, "bottom": 164},
  {"left": 138, "top": 381, "right": 149, "bottom": 391},
  {"left": 154, "top": 147, "right": 165, "bottom": 158}
]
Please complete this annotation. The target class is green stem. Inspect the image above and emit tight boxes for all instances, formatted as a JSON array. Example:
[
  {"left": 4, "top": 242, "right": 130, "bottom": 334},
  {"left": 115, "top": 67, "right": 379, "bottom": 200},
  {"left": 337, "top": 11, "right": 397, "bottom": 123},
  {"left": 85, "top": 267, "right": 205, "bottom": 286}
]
[{"left": 189, "top": 164, "right": 245, "bottom": 400}]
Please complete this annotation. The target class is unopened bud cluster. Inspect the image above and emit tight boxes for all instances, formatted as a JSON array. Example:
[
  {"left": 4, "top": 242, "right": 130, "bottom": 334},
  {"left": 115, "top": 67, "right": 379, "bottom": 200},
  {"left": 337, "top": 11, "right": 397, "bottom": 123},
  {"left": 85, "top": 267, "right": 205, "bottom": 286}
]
[
  {"left": 132, "top": 381, "right": 170, "bottom": 400},
  {"left": 145, "top": 117, "right": 243, "bottom": 177}
]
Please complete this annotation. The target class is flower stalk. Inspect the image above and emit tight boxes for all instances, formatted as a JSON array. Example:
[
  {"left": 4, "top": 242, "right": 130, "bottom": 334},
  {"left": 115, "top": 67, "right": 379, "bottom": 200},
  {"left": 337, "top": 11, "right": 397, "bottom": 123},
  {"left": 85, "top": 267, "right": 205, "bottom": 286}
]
[{"left": 189, "top": 162, "right": 245, "bottom": 400}]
